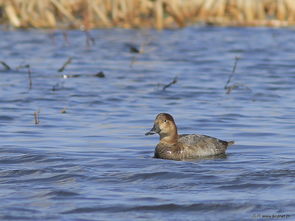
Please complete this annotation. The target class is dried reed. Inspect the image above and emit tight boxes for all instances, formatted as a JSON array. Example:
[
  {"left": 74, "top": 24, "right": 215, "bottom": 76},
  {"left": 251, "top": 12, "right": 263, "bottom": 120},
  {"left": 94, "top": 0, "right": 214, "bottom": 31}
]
[{"left": 1, "top": 0, "right": 295, "bottom": 29}]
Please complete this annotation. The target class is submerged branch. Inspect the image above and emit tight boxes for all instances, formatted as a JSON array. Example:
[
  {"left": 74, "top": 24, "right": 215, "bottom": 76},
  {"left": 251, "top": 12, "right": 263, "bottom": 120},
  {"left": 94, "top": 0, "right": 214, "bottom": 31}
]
[
  {"left": 126, "top": 43, "right": 140, "bottom": 54},
  {"left": 226, "top": 83, "right": 252, "bottom": 94},
  {"left": 63, "top": 31, "right": 70, "bottom": 46},
  {"left": 28, "top": 65, "right": 32, "bottom": 89},
  {"left": 84, "top": 31, "right": 95, "bottom": 47},
  {"left": 224, "top": 56, "right": 240, "bottom": 90},
  {"left": 34, "top": 110, "right": 40, "bottom": 125},
  {"left": 128, "top": 41, "right": 149, "bottom": 67},
  {"left": 58, "top": 57, "right": 72, "bottom": 72},
  {"left": 60, "top": 71, "right": 106, "bottom": 79},
  {"left": 163, "top": 77, "right": 178, "bottom": 91},
  {"left": 224, "top": 57, "right": 241, "bottom": 94},
  {"left": 17, "top": 64, "right": 32, "bottom": 89},
  {"left": 0, "top": 61, "right": 11, "bottom": 70},
  {"left": 61, "top": 107, "right": 67, "bottom": 114}
]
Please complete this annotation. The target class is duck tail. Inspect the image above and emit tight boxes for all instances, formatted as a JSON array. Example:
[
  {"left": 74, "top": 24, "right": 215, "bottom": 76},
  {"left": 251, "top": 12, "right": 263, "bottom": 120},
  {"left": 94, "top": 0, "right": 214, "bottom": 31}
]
[{"left": 227, "top": 141, "right": 235, "bottom": 146}]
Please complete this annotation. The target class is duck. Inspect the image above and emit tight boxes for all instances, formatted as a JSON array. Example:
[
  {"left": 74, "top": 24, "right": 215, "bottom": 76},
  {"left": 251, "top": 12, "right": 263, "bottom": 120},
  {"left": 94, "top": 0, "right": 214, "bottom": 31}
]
[{"left": 145, "top": 113, "right": 234, "bottom": 161}]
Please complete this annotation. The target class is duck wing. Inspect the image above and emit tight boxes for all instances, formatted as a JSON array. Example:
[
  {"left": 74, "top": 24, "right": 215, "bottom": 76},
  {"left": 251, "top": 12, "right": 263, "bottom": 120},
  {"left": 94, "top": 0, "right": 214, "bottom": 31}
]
[{"left": 178, "top": 134, "right": 234, "bottom": 157}]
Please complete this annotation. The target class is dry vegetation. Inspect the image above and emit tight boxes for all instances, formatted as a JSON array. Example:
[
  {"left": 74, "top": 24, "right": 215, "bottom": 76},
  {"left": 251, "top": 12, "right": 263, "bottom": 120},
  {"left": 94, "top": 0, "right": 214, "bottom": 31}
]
[{"left": 0, "top": 0, "right": 295, "bottom": 29}]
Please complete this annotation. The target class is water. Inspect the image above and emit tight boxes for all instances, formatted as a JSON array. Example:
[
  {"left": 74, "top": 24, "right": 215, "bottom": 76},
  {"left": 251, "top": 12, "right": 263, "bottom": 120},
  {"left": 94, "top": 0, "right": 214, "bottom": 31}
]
[{"left": 0, "top": 26, "right": 294, "bottom": 220}]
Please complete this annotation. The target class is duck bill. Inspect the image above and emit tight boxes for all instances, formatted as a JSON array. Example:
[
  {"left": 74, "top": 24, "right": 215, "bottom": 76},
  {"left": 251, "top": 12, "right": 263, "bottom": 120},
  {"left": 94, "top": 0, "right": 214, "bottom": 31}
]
[{"left": 145, "top": 124, "right": 160, "bottom": 136}]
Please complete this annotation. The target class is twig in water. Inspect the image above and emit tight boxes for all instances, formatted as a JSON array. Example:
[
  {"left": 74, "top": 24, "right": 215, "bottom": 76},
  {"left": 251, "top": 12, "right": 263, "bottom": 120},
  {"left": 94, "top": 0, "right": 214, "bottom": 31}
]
[
  {"left": 84, "top": 31, "right": 95, "bottom": 47},
  {"left": 163, "top": 77, "right": 178, "bottom": 91},
  {"left": 52, "top": 83, "right": 61, "bottom": 91},
  {"left": 62, "top": 31, "right": 70, "bottom": 46},
  {"left": 224, "top": 56, "right": 240, "bottom": 90},
  {"left": 62, "top": 74, "right": 80, "bottom": 79},
  {"left": 95, "top": 71, "right": 105, "bottom": 78},
  {"left": 58, "top": 57, "right": 72, "bottom": 72},
  {"left": 226, "top": 83, "right": 252, "bottom": 94},
  {"left": 126, "top": 43, "right": 140, "bottom": 53},
  {"left": 34, "top": 110, "right": 40, "bottom": 125},
  {"left": 61, "top": 107, "right": 67, "bottom": 114},
  {"left": 226, "top": 84, "right": 239, "bottom": 94},
  {"left": 130, "top": 56, "right": 138, "bottom": 68},
  {"left": 16, "top": 64, "right": 29, "bottom": 70},
  {"left": 0, "top": 61, "right": 11, "bottom": 70},
  {"left": 127, "top": 42, "right": 147, "bottom": 54},
  {"left": 17, "top": 64, "right": 32, "bottom": 89},
  {"left": 27, "top": 65, "right": 32, "bottom": 89},
  {"left": 49, "top": 30, "right": 56, "bottom": 45},
  {"left": 128, "top": 43, "right": 145, "bottom": 67}
]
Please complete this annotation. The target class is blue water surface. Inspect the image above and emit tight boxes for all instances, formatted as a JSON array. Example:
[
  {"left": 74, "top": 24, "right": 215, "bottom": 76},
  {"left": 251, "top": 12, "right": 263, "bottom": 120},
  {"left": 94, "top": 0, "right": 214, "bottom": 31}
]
[{"left": 0, "top": 26, "right": 295, "bottom": 220}]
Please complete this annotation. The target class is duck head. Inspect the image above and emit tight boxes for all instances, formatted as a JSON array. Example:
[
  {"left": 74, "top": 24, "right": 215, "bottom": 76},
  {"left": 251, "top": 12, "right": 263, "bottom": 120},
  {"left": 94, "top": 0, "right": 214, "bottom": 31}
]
[{"left": 145, "top": 113, "right": 178, "bottom": 143}]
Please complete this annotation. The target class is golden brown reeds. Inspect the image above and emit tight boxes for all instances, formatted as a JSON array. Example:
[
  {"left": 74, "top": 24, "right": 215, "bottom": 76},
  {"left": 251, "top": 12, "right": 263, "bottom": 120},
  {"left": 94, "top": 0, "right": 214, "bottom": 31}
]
[{"left": 1, "top": 0, "right": 295, "bottom": 29}]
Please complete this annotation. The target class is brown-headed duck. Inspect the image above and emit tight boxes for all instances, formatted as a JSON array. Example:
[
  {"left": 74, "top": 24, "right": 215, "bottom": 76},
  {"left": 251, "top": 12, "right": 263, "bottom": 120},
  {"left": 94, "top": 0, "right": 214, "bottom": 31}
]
[{"left": 145, "top": 113, "right": 234, "bottom": 161}]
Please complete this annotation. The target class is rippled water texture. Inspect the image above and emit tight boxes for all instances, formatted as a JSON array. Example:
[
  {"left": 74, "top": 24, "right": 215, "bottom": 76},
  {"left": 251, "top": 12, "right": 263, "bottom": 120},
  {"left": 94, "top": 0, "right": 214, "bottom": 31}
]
[{"left": 0, "top": 26, "right": 295, "bottom": 220}]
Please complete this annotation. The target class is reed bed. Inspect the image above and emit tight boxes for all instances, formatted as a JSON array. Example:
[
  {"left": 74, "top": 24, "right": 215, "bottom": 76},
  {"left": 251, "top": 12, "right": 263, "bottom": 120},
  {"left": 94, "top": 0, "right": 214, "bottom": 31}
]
[{"left": 1, "top": 0, "right": 295, "bottom": 29}]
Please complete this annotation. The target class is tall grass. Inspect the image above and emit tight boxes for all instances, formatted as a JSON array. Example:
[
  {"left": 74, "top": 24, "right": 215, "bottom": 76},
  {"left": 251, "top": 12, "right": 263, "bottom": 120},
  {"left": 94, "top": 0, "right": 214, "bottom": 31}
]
[{"left": 0, "top": 0, "right": 294, "bottom": 29}]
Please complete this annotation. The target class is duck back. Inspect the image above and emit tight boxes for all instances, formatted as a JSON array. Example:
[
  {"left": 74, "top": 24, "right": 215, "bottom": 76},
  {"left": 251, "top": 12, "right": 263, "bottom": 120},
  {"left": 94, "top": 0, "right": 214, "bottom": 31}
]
[
  {"left": 154, "top": 134, "right": 234, "bottom": 161},
  {"left": 179, "top": 134, "right": 233, "bottom": 156}
]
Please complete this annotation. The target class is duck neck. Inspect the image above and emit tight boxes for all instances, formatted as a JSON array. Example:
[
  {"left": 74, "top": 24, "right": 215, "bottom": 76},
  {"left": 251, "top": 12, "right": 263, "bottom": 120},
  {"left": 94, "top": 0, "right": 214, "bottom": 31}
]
[{"left": 159, "top": 128, "right": 178, "bottom": 144}]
